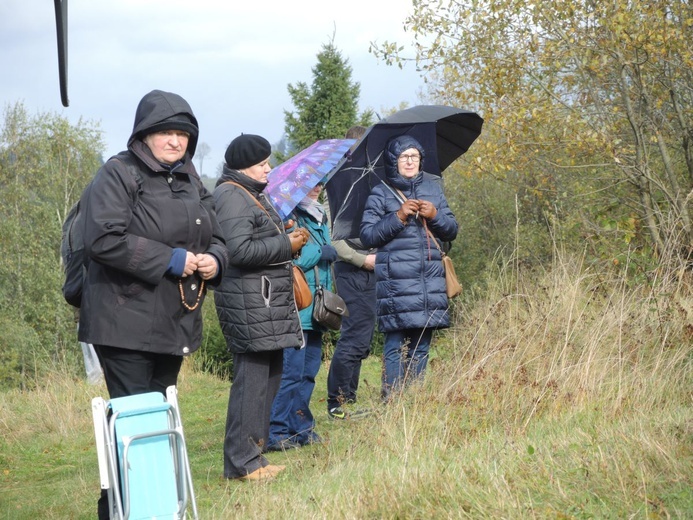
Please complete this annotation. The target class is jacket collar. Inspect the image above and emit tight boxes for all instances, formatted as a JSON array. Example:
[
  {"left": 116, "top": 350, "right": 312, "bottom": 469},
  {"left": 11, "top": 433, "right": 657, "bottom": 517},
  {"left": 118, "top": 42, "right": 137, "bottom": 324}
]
[
  {"left": 217, "top": 165, "right": 268, "bottom": 197},
  {"left": 388, "top": 169, "right": 424, "bottom": 193}
]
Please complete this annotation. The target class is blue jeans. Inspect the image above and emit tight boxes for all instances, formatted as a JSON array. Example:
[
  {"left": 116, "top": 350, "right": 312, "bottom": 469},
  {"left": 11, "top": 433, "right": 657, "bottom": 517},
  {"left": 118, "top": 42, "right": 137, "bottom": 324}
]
[
  {"left": 382, "top": 328, "right": 433, "bottom": 399},
  {"left": 269, "top": 330, "right": 322, "bottom": 446}
]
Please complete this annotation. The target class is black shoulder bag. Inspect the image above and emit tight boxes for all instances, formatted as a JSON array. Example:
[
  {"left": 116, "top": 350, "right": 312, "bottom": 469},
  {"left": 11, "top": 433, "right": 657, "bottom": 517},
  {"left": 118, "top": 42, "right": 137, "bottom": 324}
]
[{"left": 312, "top": 265, "right": 349, "bottom": 330}]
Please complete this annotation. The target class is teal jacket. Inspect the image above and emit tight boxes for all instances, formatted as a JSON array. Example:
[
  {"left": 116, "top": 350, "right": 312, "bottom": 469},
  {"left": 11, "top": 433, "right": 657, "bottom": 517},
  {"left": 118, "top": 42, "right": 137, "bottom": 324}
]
[{"left": 291, "top": 205, "right": 334, "bottom": 331}]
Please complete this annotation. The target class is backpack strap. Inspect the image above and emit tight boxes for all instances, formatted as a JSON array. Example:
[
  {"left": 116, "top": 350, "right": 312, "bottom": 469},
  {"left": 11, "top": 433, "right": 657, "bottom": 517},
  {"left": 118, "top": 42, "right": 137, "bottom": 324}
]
[{"left": 108, "top": 154, "right": 144, "bottom": 204}]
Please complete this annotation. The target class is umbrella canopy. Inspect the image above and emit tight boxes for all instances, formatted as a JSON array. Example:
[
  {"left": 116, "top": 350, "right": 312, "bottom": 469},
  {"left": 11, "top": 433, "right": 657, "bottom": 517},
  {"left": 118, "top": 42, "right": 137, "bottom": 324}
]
[
  {"left": 265, "top": 138, "right": 355, "bottom": 220},
  {"left": 325, "top": 105, "right": 483, "bottom": 242}
]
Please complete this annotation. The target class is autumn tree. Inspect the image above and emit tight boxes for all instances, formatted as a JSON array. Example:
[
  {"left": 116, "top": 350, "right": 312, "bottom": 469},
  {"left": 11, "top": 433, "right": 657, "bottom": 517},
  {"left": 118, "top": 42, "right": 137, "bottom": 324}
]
[
  {"left": 0, "top": 103, "right": 104, "bottom": 388},
  {"left": 283, "top": 38, "right": 374, "bottom": 155},
  {"left": 195, "top": 142, "right": 211, "bottom": 177},
  {"left": 374, "top": 0, "right": 693, "bottom": 268}
]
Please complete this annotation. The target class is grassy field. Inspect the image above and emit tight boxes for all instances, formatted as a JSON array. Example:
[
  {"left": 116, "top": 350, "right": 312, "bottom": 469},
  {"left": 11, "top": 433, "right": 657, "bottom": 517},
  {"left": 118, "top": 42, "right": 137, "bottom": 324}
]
[{"left": 1, "top": 256, "right": 692, "bottom": 519}]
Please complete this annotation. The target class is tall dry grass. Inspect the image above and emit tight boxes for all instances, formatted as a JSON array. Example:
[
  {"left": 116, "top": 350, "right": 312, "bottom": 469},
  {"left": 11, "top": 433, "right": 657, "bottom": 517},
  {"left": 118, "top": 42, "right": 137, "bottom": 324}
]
[
  {"left": 439, "top": 250, "right": 691, "bottom": 425},
  {"left": 1, "top": 248, "right": 691, "bottom": 518}
]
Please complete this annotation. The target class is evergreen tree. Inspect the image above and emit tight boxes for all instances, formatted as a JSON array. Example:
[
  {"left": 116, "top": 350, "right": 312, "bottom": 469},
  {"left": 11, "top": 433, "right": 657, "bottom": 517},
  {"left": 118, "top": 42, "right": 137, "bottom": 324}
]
[{"left": 283, "top": 38, "right": 374, "bottom": 156}]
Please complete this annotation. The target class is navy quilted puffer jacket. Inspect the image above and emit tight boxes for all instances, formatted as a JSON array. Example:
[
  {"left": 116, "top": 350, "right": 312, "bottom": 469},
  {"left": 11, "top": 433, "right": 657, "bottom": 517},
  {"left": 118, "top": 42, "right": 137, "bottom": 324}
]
[{"left": 359, "top": 136, "right": 458, "bottom": 332}]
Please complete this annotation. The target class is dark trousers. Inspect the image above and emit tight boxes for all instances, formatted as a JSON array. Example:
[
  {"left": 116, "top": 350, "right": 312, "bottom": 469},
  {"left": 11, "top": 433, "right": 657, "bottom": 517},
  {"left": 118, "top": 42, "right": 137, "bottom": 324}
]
[
  {"left": 326, "top": 262, "right": 376, "bottom": 410},
  {"left": 94, "top": 345, "right": 183, "bottom": 399},
  {"left": 94, "top": 345, "right": 184, "bottom": 519},
  {"left": 224, "top": 349, "right": 284, "bottom": 479}
]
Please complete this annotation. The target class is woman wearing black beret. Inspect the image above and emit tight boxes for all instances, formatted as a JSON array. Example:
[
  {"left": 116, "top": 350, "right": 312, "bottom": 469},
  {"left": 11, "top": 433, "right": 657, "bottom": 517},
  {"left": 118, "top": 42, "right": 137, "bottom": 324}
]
[{"left": 213, "top": 134, "right": 309, "bottom": 481}]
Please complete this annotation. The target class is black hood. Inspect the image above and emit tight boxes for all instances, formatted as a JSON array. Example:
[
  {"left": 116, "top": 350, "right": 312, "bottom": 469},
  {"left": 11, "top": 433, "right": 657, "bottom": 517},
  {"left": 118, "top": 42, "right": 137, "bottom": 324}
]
[{"left": 128, "top": 90, "right": 199, "bottom": 157}]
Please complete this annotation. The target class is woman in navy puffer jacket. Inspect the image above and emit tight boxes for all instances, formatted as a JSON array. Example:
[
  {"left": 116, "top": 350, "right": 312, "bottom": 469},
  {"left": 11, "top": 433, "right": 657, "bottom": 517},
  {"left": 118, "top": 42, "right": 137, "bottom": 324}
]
[{"left": 360, "top": 135, "right": 458, "bottom": 400}]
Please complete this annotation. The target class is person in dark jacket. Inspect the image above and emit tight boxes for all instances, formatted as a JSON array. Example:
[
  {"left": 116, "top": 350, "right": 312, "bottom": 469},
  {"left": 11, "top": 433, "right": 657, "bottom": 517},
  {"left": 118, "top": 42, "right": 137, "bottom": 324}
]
[
  {"left": 213, "top": 134, "right": 308, "bottom": 482},
  {"left": 79, "top": 89, "right": 228, "bottom": 519},
  {"left": 360, "top": 135, "right": 458, "bottom": 400},
  {"left": 326, "top": 125, "right": 377, "bottom": 419},
  {"left": 268, "top": 182, "right": 337, "bottom": 450}
]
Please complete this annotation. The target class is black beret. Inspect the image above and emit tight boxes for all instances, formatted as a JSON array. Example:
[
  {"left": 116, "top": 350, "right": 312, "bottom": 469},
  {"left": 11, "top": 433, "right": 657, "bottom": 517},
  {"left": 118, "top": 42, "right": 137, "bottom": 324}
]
[{"left": 225, "top": 134, "right": 272, "bottom": 170}]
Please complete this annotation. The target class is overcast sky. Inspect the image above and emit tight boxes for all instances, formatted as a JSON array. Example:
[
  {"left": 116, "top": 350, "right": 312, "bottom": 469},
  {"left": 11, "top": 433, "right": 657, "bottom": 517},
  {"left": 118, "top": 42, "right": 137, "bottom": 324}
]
[{"left": 0, "top": 0, "right": 427, "bottom": 176}]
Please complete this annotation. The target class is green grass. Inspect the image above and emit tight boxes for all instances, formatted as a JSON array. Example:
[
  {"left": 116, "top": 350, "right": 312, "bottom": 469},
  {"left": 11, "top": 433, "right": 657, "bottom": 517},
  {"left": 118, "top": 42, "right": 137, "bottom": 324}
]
[{"left": 1, "top": 255, "right": 692, "bottom": 518}]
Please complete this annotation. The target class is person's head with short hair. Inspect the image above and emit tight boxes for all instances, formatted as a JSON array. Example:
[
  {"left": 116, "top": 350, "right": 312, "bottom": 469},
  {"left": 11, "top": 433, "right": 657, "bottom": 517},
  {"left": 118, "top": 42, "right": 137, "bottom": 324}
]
[{"left": 345, "top": 125, "right": 367, "bottom": 140}]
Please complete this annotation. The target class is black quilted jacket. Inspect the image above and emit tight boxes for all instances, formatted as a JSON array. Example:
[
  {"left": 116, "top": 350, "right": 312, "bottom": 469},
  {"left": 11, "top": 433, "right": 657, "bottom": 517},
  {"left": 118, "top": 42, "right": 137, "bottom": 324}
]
[{"left": 213, "top": 167, "right": 303, "bottom": 354}]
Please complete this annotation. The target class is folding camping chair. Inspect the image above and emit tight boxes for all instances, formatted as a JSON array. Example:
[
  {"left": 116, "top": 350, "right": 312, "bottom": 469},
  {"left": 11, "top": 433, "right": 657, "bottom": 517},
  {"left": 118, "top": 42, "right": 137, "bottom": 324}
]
[{"left": 91, "top": 386, "right": 198, "bottom": 520}]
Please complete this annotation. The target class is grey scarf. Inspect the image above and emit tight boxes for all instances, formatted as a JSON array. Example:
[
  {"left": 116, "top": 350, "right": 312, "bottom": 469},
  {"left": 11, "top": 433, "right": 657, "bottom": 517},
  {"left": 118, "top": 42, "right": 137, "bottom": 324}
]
[{"left": 297, "top": 197, "right": 325, "bottom": 223}]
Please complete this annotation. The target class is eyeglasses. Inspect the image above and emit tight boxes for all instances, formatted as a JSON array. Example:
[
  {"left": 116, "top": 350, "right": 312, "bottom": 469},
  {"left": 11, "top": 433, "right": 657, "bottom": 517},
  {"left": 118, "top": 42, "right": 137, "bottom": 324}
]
[{"left": 398, "top": 154, "right": 421, "bottom": 163}]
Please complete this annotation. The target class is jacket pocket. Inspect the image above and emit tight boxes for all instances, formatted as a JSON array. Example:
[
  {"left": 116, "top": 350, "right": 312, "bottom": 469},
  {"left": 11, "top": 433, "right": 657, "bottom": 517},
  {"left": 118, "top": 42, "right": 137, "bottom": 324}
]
[
  {"left": 261, "top": 276, "right": 272, "bottom": 308},
  {"left": 106, "top": 270, "right": 145, "bottom": 306}
]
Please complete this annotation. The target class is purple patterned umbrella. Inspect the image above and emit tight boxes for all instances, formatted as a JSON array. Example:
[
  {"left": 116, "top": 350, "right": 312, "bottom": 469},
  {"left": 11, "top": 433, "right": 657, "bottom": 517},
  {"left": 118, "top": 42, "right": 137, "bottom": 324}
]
[{"left": 266, "top": 139, "right": 355, "bottom": 220}]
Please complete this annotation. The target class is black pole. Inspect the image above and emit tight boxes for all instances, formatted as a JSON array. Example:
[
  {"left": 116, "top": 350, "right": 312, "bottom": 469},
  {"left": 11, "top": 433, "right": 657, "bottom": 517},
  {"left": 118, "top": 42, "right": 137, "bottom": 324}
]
[{"left": 54, "top": 0, "right": 69, "bottom": 107}]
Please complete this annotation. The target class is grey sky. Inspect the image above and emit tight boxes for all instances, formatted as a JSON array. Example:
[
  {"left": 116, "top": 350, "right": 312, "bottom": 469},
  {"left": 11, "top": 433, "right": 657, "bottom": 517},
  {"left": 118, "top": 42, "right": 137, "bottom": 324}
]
[{"left": 1, "top": 0, "right": 426, "bottom": 175}]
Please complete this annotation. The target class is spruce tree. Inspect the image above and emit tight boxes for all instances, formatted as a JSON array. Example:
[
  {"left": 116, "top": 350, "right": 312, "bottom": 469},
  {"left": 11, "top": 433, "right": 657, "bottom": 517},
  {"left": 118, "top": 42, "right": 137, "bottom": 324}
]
[{"left": 283, "top": 39, "right": 373, "bottom": 156}]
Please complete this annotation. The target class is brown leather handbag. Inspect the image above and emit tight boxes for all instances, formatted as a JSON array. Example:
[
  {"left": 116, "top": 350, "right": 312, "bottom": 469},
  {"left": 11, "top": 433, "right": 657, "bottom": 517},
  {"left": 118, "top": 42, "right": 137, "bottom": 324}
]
[
  {"left": 293, "top": 265, "right": 312, "bottom": 310},
  {"left": 441, "top": 254, "right": 463, "bottom": 298},
  {"left": 421, "top": 222, "right": 462, "bottom": 299}
]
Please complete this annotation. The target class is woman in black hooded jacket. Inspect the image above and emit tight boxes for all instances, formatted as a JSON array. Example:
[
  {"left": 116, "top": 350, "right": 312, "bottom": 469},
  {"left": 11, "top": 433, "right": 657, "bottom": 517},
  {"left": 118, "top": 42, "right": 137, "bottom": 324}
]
[{"left": 80, "top": 89, "right": 228, "bottom": 518}]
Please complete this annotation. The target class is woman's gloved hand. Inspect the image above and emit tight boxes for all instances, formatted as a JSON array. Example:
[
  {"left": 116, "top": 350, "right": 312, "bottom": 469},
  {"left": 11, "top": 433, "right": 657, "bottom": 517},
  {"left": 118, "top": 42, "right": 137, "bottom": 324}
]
[
  {"left": 319, "top": 244, "right": 338, "bottom": 263},
  {"left": 396, "top": 199, "right": 419, "bottom": 224},
  {"left": 417, "top": 199, "right": 438, "bottom": 219}
]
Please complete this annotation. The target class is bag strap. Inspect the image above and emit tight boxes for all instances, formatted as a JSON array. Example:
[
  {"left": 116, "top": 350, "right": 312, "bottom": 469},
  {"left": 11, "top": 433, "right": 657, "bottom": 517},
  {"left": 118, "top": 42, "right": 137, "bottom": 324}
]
[
  {"left": 313, "top": 264, "right": 339, "bottom": 295},
  {"left": 223, "top": 181, "right": 282, "bottom": 234}
]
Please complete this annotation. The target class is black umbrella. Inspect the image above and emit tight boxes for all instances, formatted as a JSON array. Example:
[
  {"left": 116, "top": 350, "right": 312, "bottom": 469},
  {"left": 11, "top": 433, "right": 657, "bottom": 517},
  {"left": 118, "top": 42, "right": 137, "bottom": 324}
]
[{"left": 325, "top": 105, "right": 483, "bottom": 242}]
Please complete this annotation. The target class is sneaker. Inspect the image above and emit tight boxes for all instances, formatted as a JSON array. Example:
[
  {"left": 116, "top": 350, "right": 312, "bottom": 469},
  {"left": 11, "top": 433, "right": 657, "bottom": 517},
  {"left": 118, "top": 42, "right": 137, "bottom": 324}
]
[
  {"left": 349, "top": 407, "right": 372, "bottom": 419},
  {"left": 327, "top": 407, "right": 346, "bottom": 420},
  {"left": 266, "top": 439, "right": 301, "bottom": 452}
]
